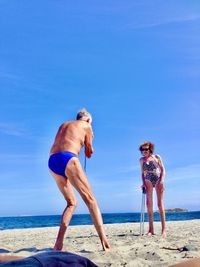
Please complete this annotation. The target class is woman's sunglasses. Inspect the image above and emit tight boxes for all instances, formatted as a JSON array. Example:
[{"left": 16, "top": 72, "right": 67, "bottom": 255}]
[{"left": 141, "top": 148, "right": 149, "bottom": 151}]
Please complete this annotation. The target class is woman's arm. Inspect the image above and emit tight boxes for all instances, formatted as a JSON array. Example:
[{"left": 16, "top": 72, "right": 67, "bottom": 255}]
[
  {"left": 155, "top": 154, "right": 165, "bottom": 182},
  {"left": 139, "top": 158, "right": 146, "bottom": 187}
]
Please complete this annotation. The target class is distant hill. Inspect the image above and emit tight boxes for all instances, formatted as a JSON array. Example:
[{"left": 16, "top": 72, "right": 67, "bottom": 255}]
[
  {"left": 155, "top": 208, "right": 188, "bottom": 213},
  {"left": 165, "top": 208, "right": 188, "bottom": 212}
]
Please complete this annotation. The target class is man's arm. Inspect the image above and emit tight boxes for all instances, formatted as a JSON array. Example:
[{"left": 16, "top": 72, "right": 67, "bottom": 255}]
[
  {"left": 84, "top": 126, "right": 94, "bottom": 158},
  {"left": 0, "top": 255, "right": 24, "bottom": 262}
]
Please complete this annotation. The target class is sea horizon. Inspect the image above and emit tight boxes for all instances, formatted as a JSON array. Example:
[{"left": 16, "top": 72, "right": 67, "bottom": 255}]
[
  {"left": 0, "top": 211, "right": 200, "bottom": 231},
  {"left": 1, "top": 209, "right": 200, "bottom": 218}
]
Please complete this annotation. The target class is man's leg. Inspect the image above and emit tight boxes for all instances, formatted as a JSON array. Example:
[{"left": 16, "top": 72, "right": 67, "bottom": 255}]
[
  {"left": 50, "top": 170, "right": 78, "bottom": 250},
  {"left": 66, "top": 158, "right": 111, "bottom": 251}
]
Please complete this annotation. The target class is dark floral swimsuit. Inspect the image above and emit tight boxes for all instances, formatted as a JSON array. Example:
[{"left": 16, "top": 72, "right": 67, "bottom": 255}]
[{"left": 143, "top": 156, "right": 161, "bottom": 187}]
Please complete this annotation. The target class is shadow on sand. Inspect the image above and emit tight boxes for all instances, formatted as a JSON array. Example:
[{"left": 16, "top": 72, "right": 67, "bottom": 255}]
[{"left": 0, "top": 247, "right": 54, "bottom": 254}]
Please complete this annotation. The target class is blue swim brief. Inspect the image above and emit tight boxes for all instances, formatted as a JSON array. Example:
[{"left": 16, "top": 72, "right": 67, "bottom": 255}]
[{"left": 48, "top": 151, "right": 77, "bottom": 177}]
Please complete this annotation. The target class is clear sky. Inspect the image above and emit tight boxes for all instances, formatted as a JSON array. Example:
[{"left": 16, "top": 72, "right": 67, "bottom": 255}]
[{"left": 0, "top": 1, "right": 200, "bottom": 216}]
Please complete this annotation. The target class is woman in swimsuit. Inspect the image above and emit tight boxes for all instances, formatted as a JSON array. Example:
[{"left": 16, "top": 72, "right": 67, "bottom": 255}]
[{"left": 139, "top": 141, "right": 166, "bottom": 237}]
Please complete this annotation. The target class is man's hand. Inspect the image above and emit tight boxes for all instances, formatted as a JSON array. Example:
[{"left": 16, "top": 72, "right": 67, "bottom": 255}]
[
  {"left": 84, "top": 127, "right": 94, "bottom": 158},
  {"left": 85, "top": 147, "right": 94, "bottom": 158}
]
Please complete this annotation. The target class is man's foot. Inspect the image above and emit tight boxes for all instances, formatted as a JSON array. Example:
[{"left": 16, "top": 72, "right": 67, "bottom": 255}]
[{"left": 102, "top": 241, "right": 111, "bottom": 252}]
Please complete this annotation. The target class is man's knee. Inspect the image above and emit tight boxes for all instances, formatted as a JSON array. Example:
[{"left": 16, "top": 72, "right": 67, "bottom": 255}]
[{"left": 67, "top": 199, "right": 78, "bottom": 210}]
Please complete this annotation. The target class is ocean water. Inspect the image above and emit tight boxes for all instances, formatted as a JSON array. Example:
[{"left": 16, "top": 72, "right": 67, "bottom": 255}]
[{"left": 0, "top": 211, "right": 200, "bottom": 230}]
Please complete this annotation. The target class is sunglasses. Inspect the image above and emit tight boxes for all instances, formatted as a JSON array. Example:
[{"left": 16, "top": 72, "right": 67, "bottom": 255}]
[{"left": 141, "top": 148, "right": 149, "bottom": 151}]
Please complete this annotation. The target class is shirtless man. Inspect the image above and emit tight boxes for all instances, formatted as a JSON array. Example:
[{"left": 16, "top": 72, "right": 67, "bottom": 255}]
[{"left": 48, "top": 108, "right": 110, "bottom": 251}]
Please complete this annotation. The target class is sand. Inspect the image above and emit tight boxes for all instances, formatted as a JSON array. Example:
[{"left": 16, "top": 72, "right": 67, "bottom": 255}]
[{"left": 0, "top": 220, "right": 200, "bottom": 266}]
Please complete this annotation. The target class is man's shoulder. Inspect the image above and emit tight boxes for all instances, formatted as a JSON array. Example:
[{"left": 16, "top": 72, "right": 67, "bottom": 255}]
[
  {"left": 78, "top": 120, "right": 92, "bottom": 129},
  {"left": 74, "top": 120, "right": 88, "bottom": 127},
  {"left": 59, "top": 121, "right": 70, "bottom": 128},
  {"left": 64, "top": 120, "right": 81, "bottom": 127},
  {"left": 73, "top": 120, "right": 93, "bottom": 133}
]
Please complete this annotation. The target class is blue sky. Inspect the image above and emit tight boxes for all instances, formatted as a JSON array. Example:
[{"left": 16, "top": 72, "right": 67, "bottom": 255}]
[{"left": 0, "top": 1, "right": 200, "bottom": 216}]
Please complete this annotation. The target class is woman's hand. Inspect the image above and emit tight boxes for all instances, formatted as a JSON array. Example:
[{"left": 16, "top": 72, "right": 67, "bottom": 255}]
[
  {"left": 141, "top": 183, "right": 147, "bottom": 194},
  {"left": 141, "top": 183, "right": 146, "bottom": 190}
]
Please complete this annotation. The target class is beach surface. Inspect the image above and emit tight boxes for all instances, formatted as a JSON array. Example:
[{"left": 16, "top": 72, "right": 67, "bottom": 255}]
[{"left": 0, "top": 220, "right": 199, "bottom": 266}]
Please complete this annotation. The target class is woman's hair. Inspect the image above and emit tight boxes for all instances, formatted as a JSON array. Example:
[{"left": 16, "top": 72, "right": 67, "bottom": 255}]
[{"left": 139, "top": 141, "right": 155, "bottom": 154}]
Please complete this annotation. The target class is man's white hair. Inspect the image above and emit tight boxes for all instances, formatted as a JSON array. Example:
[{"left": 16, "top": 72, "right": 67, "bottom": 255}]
[{"left": 76, "top": 108, "right": 92, "bottom": 120}]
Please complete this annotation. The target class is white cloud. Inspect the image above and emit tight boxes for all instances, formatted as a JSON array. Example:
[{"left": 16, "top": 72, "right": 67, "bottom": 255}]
[
  {"left": 0, "top": 153, "right": 47, "bottom": 162},
  {"left": 0, "top": 123, "right": 26, "bottom": 137},
  {"left": 0, "top": 72, "right": 21, "bottom": 80},
  {"left": 126, "top": 15, "right": 200, "bottom": 29},
  {"left": 166, "top": 163, "right": 200, "bottom": 183}
]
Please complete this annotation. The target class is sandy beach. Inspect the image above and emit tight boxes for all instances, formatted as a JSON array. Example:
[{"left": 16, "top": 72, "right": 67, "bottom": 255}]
[{"left": 0, "top": 220, "right": 199, "bottom": 266}]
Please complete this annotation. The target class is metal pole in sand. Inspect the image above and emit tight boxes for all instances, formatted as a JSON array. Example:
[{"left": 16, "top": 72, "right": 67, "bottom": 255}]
[{"left": 140, "top": 187, "right": 146, "bottom": 236}]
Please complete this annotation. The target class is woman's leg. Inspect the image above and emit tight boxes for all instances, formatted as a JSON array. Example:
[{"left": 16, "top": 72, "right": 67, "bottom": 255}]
[
  {"left": 155, "top": 182, "right": 166, "bottom": 237},
  {"left": 66, "top": 158, "right": 111, "bottom": 251},
  {"left": 50, "top": 170, "right": 78, "bottom": 250},
  {"left": 145, "top": 180, "right": 154, "bottom": 235}
]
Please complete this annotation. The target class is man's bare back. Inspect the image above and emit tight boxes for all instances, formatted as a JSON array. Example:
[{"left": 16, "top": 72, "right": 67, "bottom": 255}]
[{"left": 50, "top": 120, "right": 94, "bottom": 157}]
